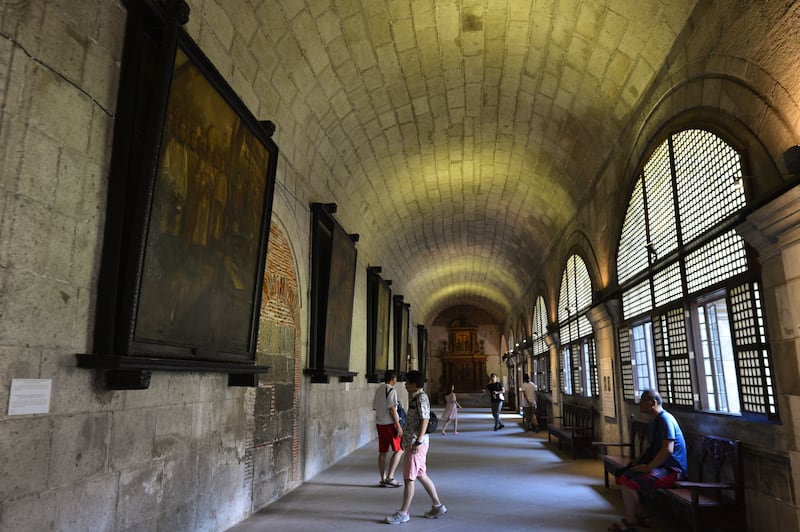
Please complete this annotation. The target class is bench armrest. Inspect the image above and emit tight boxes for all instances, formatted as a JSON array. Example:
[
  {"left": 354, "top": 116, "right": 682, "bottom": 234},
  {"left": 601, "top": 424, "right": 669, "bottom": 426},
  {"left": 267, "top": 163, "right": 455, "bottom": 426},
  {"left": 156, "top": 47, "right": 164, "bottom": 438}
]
[
  {"left": 672, "top": 480, "right": 737, "bottom": 505},
  {"left": 674, "top": 481, "right": 736, "bottom": 490},
  {"left": 541, "top": 415, "right": 563, "bottom": 421},
  {"left": 592, "top": 441, "right": 632, "bottom": 454}
]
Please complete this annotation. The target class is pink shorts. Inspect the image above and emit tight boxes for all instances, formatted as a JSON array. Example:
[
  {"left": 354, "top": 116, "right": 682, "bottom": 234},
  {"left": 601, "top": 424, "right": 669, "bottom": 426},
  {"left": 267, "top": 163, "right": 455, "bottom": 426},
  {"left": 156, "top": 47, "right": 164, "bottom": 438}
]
[
  {"left": 403, "top": 443, "right": 428, "bottom": 481},
  {"left": 377, "top": 424, "right": 402, "bottom": 452}
]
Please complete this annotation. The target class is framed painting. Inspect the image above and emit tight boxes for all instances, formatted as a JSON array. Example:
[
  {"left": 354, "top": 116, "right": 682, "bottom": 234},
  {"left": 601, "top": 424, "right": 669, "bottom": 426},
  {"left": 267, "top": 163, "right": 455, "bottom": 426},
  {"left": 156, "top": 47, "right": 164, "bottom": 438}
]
[
  {"left": 393, "top": 296, "right": 409, "bottom": 376},
  {"left": 78, "top": 0, "right": 278, "bottom": 389},
  {"left": 417, "top": 325, "right": 428, "bottom": 376},
  {"left": 305, "top": 203, "right": 359, "bottom": 383},
  {"left": 366, "top": 267, "right": 391, "bottom": 382}
]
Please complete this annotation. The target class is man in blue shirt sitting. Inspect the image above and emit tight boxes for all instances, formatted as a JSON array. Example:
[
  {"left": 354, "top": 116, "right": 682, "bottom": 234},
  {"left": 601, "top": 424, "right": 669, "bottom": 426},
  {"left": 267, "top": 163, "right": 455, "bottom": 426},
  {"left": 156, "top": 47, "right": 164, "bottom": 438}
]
[{"left": 610, "top": 389, "right": 687, "bottom": 531}]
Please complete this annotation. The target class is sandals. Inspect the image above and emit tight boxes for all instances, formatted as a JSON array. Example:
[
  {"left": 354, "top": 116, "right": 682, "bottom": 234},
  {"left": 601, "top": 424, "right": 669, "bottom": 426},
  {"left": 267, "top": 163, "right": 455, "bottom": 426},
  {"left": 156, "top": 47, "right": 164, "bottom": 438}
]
[
  {"left": 382, "top": 478, "right": 401, "bottom": 488},
  {"left": 607, "top": 519, "right": 637, "bottom": 531}
]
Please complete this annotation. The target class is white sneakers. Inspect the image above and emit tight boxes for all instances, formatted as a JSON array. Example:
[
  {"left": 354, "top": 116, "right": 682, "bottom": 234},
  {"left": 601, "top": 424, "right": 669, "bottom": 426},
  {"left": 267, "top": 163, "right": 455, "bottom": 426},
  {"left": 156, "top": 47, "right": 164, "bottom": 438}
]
[
  {"left": 385, "top": 511, "right": 410, "bottom": 524},
  {"left": 385, "top": 504, "right": 447, "bottom": 524},
  {"left": 424, "top": 504, "right": 448, "bottom": 518}
]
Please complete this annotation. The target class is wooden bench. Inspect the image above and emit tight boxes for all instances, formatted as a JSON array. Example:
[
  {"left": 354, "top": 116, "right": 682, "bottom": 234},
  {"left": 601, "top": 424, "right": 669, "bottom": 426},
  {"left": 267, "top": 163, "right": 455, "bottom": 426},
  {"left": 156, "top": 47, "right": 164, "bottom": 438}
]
[
  {"left": 545, "top": 402, "right": 595, "bottom": 459},
  {"left": 593, "top": 416, "right": 649, "bottom": 488},
  {"left": 596, "top": 422, "right": 747, "bottom": 531},
  {"left": 657, "top": 432, "right": 746, "bottom": 532},
  {"left": 535, "top": 393, "right": 551, "bottom": 431}
]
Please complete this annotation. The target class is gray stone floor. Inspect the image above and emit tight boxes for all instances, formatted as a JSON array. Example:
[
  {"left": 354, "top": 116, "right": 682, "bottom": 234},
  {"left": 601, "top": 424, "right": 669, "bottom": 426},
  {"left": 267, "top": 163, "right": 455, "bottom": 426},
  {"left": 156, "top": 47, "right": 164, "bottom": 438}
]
[{"left": 228, "top": 409, "right": 691, "bottom": 531}]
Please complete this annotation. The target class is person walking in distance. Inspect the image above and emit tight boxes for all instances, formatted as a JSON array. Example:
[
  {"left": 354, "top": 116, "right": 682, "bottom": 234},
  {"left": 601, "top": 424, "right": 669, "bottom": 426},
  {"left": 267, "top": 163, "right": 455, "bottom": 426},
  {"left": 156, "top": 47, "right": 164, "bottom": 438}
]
[
  {"left": 439, "top": 383, "right": 462, "bottom": 435},
  {"left": 520, "top": 373, "right": 538, "bottom": 431},
  {"left": 484, "top": 373, "right": 505, "bottom": 430},
  {"left": 373, "top": 370, "right": 404, "bottom": 488},
  {"left": 385, "top": 370, "right": 447, "bottom": 524}
]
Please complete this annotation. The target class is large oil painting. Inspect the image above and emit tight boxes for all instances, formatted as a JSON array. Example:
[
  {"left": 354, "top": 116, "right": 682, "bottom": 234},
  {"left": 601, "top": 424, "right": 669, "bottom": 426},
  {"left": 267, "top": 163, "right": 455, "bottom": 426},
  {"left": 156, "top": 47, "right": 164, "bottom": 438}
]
[
  {"left": 367, "top": 267, "right": 391, "bottom": 381},
  {"left": 307, "top": 203, "right": 358, "bottom": 382},
  {"left": 78, "top": 0, "right": 277, "bottom": 389},
  {"left": 133, "top": 43, "right": 273, "bottom": 359}
]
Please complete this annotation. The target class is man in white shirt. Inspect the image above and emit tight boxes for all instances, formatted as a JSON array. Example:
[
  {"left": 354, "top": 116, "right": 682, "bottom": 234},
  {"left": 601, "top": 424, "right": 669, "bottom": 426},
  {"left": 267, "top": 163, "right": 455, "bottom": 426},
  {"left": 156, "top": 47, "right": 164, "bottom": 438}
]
[
  {"left": 373, "top": 370, "right": 404, "bottom": 487},
  {"left": 521, "top": 373, "right": 539, "bottom": 431}
]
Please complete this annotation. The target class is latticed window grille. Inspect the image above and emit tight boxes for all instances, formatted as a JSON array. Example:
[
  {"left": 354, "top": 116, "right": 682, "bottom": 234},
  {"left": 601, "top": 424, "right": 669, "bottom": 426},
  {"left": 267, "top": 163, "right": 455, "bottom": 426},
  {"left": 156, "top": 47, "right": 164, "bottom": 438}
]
[
  {"left": 588, "top": 337, "right": 599, "bottom": 397},
  {"left": 653, "top": 262, "right": 683, "bottom": 308},
  {"left": 533, "top": 352, "right": 551, "bottom": 393},
  {"left": 557, "top": 254, "right": 594, "bottom": 395},
  {"left": 615, "top": 128, "right": 777, "bottom": 421},
  {"left": 618, "top": 326, "right": 634, "bottom": 401},
  {"left": 623, "top": 279, "right": 653, "bottom": 320},
  {"left": 673, "top": 129, "right": 746, "bottom": 243},
  {"left": 685, "top": 230, "right": 748, "bottom": 294},
  {"left": 618, "top": 180, "right": 649, "bottom": 284},
  {"left": 531, "top": 296, "right": 551, "bottom": 392},
  {"left": 532, "top": 296, "right": 548, "bottom": 354},
  {"left": 644, "top": 141, "right": 679, "bottom": 261},
  {"left": 728, "top": 281, "right": 777, "bottom": 418},
  {"left": 571, "top": 344, "right": 582, "bottom": 394},
  {"left": 653, "top": 309, "right": 694, "bottom": 407}
]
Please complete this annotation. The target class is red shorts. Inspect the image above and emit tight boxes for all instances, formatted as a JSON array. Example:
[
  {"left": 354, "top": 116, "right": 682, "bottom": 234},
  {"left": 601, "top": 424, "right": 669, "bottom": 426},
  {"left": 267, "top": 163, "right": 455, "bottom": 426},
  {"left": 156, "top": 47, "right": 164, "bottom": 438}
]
[
  {"left": 377, "top": 424, "right": 402, "bottom": 452},
  {"left": 616, "top": 466, "right": 683, "bottom": 492}
]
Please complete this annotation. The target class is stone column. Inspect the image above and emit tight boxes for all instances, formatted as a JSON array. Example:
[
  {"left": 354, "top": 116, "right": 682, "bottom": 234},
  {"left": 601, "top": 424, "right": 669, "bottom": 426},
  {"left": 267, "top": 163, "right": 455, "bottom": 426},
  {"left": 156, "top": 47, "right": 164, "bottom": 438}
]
[
  {"left": 737, "top": 185, "right": 800, "bottom": 523},
  {"left": 586, "top": 298, "right": 622, "bottom": 443},
  {"left": 545, "top": 330, "right": 560, "bottom": 416}
]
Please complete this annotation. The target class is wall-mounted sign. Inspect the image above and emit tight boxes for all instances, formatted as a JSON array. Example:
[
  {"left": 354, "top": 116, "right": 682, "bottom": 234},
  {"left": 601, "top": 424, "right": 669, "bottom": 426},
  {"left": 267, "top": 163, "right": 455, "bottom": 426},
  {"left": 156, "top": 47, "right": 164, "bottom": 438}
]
[{"left": 8, "top": 379, "right": 52, "bottom": 416}]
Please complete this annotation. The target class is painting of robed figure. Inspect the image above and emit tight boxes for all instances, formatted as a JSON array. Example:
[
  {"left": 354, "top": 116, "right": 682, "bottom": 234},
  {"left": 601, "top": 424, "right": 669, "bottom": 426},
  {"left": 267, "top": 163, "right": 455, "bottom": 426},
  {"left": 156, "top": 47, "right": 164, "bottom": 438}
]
[{"left": 134, "top": 42, "right": 276, "bottom": 361}]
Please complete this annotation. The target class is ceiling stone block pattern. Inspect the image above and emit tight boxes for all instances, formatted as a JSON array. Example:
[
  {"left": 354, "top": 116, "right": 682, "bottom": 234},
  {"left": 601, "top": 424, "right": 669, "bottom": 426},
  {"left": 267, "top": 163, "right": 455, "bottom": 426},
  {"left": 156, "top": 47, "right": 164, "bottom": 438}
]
[{"left": 190, "top": 0, "right": 698, "bottom": 324}]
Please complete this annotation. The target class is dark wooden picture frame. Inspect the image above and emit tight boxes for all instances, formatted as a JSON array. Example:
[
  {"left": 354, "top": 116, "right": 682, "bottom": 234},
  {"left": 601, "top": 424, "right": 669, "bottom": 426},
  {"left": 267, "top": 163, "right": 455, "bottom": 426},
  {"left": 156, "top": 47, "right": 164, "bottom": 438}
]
[
  {"left": 305, "top": 203, "right": 359, "bottom": 383},
  {"left": 417, "top": 325, "right": 428, "bottom": 376},
  {"left": 366, "top": 267, "right": 392, "bottom": 382},
  {"left": 393, "top": 296, "right": 409, "bottom": 375},
  {"left": 78, "top": 0, "right": 278, "bottom": 389}
]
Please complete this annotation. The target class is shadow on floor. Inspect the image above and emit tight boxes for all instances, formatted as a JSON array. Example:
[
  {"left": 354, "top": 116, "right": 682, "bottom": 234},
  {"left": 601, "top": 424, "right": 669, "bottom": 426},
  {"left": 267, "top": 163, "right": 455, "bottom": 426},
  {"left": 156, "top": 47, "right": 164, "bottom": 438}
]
[{"left": 228, "top": 409, "right": 692, "bottom": 532}]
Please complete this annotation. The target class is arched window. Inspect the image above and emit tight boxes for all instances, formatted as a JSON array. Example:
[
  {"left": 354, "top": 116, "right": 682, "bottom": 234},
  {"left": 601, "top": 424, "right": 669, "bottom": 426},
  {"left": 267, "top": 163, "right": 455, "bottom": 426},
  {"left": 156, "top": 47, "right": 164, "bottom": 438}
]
[
  {"left": 557, "top": 254, "right": 597, "bottom": 397},
  {"left": 616, "top": 129, "right": 776, "bottom": 420},
  {"left": 531, "top": 296, "right": 550, "bottom": 392}
]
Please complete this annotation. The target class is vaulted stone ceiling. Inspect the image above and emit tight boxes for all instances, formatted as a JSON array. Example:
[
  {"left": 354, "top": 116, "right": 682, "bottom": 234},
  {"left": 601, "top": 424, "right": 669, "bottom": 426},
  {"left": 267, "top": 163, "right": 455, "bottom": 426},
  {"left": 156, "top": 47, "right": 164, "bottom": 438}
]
[{"left": 205, "top": 0, "right": 699, "bottom": 325}]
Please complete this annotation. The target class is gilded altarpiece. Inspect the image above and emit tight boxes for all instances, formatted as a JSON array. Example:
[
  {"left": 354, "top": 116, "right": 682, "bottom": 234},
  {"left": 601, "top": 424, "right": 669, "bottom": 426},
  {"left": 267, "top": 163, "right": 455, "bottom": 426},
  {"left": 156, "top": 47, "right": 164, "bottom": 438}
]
[{"left": 441, "top": 318, "right": 487, "bottom": 392}]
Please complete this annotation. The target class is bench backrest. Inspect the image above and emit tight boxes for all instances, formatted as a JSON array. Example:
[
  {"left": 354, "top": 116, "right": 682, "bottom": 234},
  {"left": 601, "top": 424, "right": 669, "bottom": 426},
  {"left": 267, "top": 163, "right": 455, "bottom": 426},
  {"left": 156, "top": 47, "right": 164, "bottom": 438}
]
[
  {"left": 536, "top": 393, "right": 551, "bottom": 428},
  {"left": 562, "top": 402, "right": 594, "bottom": 431},
  {"left": 683, "top": 432, "right": 744, "bottom": 503},
  {"left": 628, "top": 417, "right": 649, "bottom": 459}
]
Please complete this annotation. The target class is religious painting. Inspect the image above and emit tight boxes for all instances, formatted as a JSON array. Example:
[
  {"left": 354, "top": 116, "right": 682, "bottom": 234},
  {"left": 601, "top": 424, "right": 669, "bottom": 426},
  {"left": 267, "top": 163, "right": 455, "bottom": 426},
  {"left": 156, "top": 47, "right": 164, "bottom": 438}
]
[
  {"left": 393, "top": 296, "right": 409, "bottom": 375},
  {"left": 83, "top": 13, "right": 278, "bottom": 382},
  {"left": 307, "top": 203, "right": 358, "bottom": 382},
  {"left": 134, "top": 44, "right": 274, "bottom": 358},
  {"left": 417, "top": 325, "right": 428, "bottom": 376},
  {"left": 367, "top": 267, "right": 392, "bottom": 382}
]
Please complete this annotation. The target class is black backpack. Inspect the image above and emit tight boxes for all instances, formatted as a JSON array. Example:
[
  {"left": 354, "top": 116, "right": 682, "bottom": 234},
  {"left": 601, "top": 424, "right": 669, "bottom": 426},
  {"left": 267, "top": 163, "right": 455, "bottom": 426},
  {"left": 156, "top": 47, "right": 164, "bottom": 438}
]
[
  {"left": 387, "top": 386, "right": 406, "bottom": 427},
  {"left": 410, "top": 395, "right": 438, "bottom": 434}
]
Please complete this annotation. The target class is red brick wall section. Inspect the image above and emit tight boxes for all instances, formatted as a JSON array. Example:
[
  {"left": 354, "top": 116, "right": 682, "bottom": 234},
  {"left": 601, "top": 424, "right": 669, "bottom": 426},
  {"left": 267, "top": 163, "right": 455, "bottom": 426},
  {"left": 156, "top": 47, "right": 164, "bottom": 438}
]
[
  {"left": 260, "top": 224, "right": 298, "bottom": 325},
  {"left": 259, "top": 223, "right": 301, "bottom": 482}
]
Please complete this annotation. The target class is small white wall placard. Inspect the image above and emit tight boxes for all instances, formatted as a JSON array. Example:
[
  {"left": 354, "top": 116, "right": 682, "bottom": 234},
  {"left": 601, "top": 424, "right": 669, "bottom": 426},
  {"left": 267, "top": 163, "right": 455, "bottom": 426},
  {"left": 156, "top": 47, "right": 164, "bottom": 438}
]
[{"left": 8, "top": 379, "right": 52, "bottom": 416}]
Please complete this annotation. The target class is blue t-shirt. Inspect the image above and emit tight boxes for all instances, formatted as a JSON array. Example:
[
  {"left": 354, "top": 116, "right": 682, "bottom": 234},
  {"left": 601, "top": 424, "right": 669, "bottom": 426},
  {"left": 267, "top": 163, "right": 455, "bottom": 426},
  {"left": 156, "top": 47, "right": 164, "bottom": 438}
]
[{"left": 646, "top": 410, "right": 687, "bottom": 474}]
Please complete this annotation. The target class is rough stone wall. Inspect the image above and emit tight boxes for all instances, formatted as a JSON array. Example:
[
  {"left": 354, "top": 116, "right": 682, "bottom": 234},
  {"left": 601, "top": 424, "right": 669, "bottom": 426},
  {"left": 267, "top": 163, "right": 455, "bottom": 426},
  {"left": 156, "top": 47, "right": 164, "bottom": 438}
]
[{"left": 0, "top": 1, "right": 296, "bottom": 530}]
